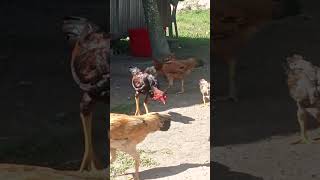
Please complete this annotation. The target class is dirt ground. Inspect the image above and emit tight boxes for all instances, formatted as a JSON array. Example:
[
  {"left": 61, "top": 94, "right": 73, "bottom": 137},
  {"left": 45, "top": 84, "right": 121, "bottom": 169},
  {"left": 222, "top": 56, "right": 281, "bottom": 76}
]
[
  {"left": 0, "top": 0, "right": 108, "bottom": 173},
  {"left": 213, "top": 1, "right": 320, "bottom": 179},
  {"left": 110, "top": 38, "right": 210, "bottom": 179}
]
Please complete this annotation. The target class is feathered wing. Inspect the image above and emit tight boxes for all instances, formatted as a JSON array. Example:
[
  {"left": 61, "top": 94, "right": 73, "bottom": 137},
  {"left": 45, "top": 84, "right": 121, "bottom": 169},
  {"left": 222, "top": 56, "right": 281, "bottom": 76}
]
[
  {"left": 163, "top": 61, "right": 187, "bottom": 73},
  {"left": 71, "top": 36, "right": 109, "bottom": 94},
  {"left": 146, "top": 74, "right": 158, "bottom": 88},
  {"left": 110, "top": 113, "right": 171, "bottom": 141},
  {"left": 110, "top": 114, "right": 146, "bottom": 140}
]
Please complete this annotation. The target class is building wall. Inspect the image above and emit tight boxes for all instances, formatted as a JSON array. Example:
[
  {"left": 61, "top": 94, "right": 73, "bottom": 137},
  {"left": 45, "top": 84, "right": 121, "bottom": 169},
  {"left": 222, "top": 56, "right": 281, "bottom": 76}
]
[{"left": 110, "top": 0, "right": 169, "bottom": 38}]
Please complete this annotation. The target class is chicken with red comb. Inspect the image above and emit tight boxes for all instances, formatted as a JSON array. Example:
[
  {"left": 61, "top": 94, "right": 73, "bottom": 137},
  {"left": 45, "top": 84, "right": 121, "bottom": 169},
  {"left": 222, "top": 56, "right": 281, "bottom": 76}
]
[{"left": 129, "top": 66, "right": 167, "bottom": 115}]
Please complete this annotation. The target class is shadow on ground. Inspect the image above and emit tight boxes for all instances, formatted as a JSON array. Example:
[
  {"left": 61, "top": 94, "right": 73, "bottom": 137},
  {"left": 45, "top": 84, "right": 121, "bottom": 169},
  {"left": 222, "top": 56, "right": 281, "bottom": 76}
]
[
  {"left": 138, "top": 163, "right": 210, "bottom": 179},
  {"left": 213, "top": 162, "right": 263, "bottom": 180},
  {"left": 167, "top": 112, "right": 195, "bottom": 124}
]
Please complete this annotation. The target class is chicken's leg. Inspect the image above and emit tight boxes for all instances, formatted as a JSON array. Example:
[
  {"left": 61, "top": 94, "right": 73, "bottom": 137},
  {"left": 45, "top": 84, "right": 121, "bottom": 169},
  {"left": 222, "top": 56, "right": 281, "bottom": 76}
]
[
  {"left": 87, "top": 115, "right": 102, "bottom": 170},
  {"left": 79, "top": 112, "right": 90, "bottom": 171},
  {"left": 312, "top": 111, "right": 320, "bottom": 143},
  {"left": 143, "top": 95, "right": 149, "bottom": 114},
  {"left": 110, "top": 148, "right": 117, "bottom": 163},
  {"left": 135, "top": 93, "right": 141, "bottom": 116},
  {"left": 217, "top": 60, "right": 238, "bottom": 102},
  {"left": 177, "top": 79, "right": 184, "bottom": 94},
  {"left": 125, "top": 147, "right": 140, "bottom": 180},
  {"left": 79, "top": 112, "right": 102, "bottom": 171},
  {"left": 164, "top": 78, "right": 173, "bottom": 93},
  {"left": 202, "top": 95, "right": 206, "bottom": 105},
  {"left": 292, "top": 106, "right": 312, "bottom": 144}
]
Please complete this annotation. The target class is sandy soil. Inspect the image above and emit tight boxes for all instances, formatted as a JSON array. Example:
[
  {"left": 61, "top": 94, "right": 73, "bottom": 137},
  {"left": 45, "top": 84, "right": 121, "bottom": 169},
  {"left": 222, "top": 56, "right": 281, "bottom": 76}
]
[{"left": 110, "top": 38, "right": 210, "bottom": 179}]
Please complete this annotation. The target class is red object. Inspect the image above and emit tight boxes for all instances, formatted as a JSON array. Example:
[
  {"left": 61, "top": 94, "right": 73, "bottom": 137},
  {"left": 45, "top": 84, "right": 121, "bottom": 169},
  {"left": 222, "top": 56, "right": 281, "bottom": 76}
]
[{"left": 128, "top": 28, "right": 152, "bottom": 57}]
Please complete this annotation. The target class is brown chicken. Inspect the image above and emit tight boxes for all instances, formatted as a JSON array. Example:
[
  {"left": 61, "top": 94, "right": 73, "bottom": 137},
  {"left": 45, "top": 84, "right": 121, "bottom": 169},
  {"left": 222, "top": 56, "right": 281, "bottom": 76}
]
[
  {"left": 213, "top": 0, "right": 301, "bottom": 101},
  {"left": 62, "top": 16, "right": 109, "bottom": 171},
  {"left": 153, "top": 55, "right": 202, "bottom": 93},
  {"left": 110, "top": 112, "right": 171, "bottom": 180}
]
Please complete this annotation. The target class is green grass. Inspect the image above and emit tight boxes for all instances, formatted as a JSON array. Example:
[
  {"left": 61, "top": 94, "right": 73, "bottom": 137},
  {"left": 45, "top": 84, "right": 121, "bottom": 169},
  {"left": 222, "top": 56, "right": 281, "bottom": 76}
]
[
  {"left": 176, "top": 9, "right": 210, "bottom": 39},
  {"left": 111, "top": 10, "right": 210, "bottom": 52},
  {"left": 110, "top": 150, "right": 159, "bottom": 179},
  {"left": 110, "top": 101, "right": 135, "bottom": 114}
]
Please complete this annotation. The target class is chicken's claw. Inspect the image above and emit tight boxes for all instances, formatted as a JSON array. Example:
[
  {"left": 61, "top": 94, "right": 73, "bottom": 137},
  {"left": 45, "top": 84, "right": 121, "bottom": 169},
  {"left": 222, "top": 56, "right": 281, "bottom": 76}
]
[
  {"left": 176, "top": 90, "right": 184, "bottom": 94},
  {"left": 291, "top": 138, "right": 313, "bottom": 145}
]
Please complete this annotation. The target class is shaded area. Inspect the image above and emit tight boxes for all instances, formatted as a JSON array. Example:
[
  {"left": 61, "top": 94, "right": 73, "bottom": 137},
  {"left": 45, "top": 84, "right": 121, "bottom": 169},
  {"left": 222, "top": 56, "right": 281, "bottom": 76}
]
[
  {"left": 0, "top": 0, "right": 107, "bottom": 170},
  {"left": 213, "top": 1, "right": 320, "bottom": 147},
  {"left": 0, "top": 163, "right": 106, "bottom": 180},
  {"left": 213, "top": 162, "right": 263, "bottom": 180}
]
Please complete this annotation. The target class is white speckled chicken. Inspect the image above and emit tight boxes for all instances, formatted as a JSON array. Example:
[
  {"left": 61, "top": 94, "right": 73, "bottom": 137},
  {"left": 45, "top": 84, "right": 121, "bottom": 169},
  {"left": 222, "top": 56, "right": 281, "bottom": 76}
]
[{"left": 285, "top": 54, "right": 320, "bottom": 144}]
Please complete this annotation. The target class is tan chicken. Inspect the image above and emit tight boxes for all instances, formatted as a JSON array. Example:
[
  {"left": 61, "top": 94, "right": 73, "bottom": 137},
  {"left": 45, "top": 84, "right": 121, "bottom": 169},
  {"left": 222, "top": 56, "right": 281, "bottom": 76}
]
[
  {"left": 213, "top": 0, "right": 301, "bottom": 101},
  {"left": 110, "top": 112, "right": 171, "bottom": 180},
  {"left": 153, "top": 55, "right": 202, "bottom": 93}
]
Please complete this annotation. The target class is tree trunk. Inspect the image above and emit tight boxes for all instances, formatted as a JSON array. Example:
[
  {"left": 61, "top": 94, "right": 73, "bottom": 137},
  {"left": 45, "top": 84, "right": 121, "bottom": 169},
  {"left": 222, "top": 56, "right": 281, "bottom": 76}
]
[{"left": 142, "top": 0, "right": 171, "bottom": 59}]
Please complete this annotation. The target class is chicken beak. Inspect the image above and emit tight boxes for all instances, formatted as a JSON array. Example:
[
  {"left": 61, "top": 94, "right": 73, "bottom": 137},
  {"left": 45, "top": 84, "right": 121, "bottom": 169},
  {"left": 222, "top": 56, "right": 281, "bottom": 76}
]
[{"left": 161, "top": 98, "right": 166, "bottom": 104}]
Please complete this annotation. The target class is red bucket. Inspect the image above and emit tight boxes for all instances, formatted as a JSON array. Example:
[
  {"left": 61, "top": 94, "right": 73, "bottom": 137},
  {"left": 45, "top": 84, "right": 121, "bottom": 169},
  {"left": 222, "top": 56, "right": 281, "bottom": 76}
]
[{"left": 128, "top": 28, "right": 152, "bottom": 57}]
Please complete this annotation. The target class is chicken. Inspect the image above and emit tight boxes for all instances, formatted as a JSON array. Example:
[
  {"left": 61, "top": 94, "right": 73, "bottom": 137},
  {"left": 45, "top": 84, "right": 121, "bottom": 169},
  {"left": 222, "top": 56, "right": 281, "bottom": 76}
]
[
  {"left": 285, "top": 54, "right": 320, "bottom": 144},
  {"left": 199, "top": 78, "right": 210, "bottom": 105},
  {"left": 153, "top": 55, "right": 202, "bottom": 93},
  {"left": 62, "top": 16, "right": 109, "bottom": 171},
  {"left": 144, "top": 66, "right": 157, "bottom": 77},
  {"left": 110, "top": 112, "right": 171, "bottom": 180},
  {"left": 129, "top": 66, "right": 167, "bottom": 116},
  {"left": 213, "top": 0, "right": 301, "bottom": 102}
]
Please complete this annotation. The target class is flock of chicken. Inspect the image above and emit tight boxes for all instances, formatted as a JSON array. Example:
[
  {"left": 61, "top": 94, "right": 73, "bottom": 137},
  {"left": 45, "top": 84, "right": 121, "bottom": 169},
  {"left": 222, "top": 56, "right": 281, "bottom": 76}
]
[
  {"left": 61, "top": 15, "right": 210, "bottom": 179},
  {"left": 60, "top": 0, "right": 303, "bottom": 178},
  {"left": 110, "top": 54, "right": 210, "bottom": 179}
]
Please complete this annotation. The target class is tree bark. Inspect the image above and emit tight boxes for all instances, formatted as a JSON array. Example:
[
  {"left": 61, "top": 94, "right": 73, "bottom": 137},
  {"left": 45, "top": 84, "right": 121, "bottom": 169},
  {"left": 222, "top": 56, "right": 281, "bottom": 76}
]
[{"left": 142, "top": 0, "right": 171, "bottom": 59}]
